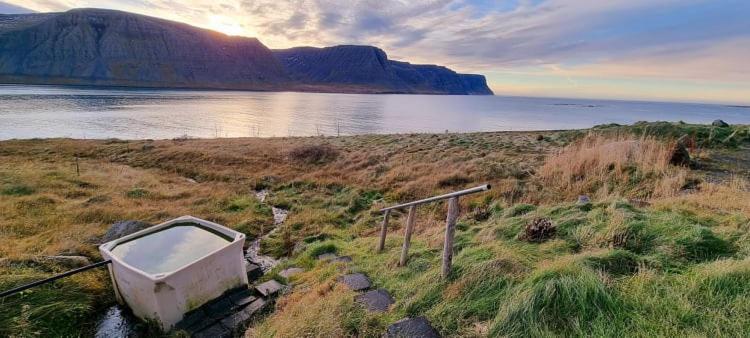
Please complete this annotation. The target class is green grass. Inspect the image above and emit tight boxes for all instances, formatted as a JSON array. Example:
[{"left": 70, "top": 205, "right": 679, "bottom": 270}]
[
  {"left": 594, "top": 121, "right": 750, "bottom": 148},
  {"left": 259, "top": 194, "right": 750, "bottom": 337}
]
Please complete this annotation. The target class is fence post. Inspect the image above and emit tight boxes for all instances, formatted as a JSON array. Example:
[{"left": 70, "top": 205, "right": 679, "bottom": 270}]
[
  {"left": 399, "top": 205, "right": 417, "bottom": 266},
  {"left": 441, "top": 197, "right": 459, "bottom": 279},
  {"left": 378, "top": 210, "right": 390, "bottom": 252}
]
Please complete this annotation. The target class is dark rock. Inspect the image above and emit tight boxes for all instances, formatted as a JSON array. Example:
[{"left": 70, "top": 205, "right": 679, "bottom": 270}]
[
  {"left": 712, "top": 119, "right": 730, "bottom": 127},
  {"left": 245, "top": 261, "right": 263, "bottom": 282},
  {"left": 339, "top": 273, "right": 371, "bottom": 291},
  {"left": 577, "top": 195, "right": 591, "bottom": 204},
  {"left": 355, "top": 289, "right": 394, "bottom": 312},
  {"left": 228, "top": 288, "right": 257, "bottom": 308},
  {"left": 141, "top": 143, "right": 155, "bottom": 151},
  {"left": 278, "top": 267, "right": 304, "bottom": 279},
  {"left": 205, "top": 296, "right": 234, "bottom": 320},
  {"left": 521, "top": 218, "right": 556, "bottom": 243},
  {"left": 255, "top": 280, "right": 283, "bottom": 297},
  {"left": 220, "top": 298, "right": 267, "bottom": 335},
  {"left": 101, "top": 220, "right": 152, "bottom": 243},
  {"left": 669, "top": 141, "right": 691, "bottom": 166},
  {"left": 193, "top": 322, "right": 230, "bottom": 338},
  {"left": 385, "top": 316, "right": 441, "bottom": 338},
  {"left": 174, "top": 308, "right": 210, "bottom": 332}
]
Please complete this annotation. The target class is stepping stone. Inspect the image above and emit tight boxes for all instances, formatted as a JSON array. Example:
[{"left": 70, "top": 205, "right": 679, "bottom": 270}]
[
  {"left": 228, "top": 288, "right": 257, "bottom": 308},
  {"left": 193, "top": 322, "right": 230, "bottom": 338},
  {"left": 279, "top": 267, "right": 304, "bottom": 279},
  {"left": 355, "top": 289, "right": 394, "bottom": 312},
  {"left": 339, "top": 273, "right": 371, "bottom": 291},
  {"left": 255, "top": 280, "right": 284, "bottom": 297},
  {"left": 220, "top": 298, "right": 267, "bottom": 335},
  {"left": 245, "top": 261, "right": 263, "bottom": 281},
  {"left": 385, "top": 317, "right": 441, "bottom": 338},
  {"left": 174, "top": 308, "right": 210, "bottom": 332},
  {"left": 317, "top": 253, "right": 338, "bottom": 261},
  {"left": 205, "top": 296, "right": 235, "bottom": 320}
]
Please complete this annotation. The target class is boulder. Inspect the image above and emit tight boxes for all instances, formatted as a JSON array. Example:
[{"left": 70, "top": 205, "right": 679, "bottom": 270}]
[
  {"left": 101, "top": 220, "right": 152, "bottom": 243},
  {"left": 712, "top": 119, "right": 730, "bottom": 127}
]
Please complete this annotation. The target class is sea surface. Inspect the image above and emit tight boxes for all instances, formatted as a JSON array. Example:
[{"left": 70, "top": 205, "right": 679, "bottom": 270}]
[{"left": 1, "top": 84, "right": 748, "bottom": 140}]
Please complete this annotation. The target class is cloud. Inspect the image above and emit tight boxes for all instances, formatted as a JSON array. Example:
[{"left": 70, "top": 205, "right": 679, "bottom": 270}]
[{"left": 6, "top": 0, "right": 750, "bottom": 103}]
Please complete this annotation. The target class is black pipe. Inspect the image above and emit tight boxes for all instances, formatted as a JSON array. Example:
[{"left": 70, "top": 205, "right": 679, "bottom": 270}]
[{"left": 0, "top": 260, "right": 112, "bottom": 298}]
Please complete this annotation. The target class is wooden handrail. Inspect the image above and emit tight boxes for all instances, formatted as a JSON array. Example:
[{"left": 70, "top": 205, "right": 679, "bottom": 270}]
[
  {"left": 376, "top": 184, "right": 491, "bottom": 279},
  {"left": 379, "top": 184, "right": 491, "bottom": 212}
]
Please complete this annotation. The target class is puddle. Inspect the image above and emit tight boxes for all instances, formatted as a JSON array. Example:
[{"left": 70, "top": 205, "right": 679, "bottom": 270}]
[
  {"left": 110, "top": 223, "right": 231, "bottom": 274},
  {"left": 95, "top": 305, "right": 139, "bottom": 338}
]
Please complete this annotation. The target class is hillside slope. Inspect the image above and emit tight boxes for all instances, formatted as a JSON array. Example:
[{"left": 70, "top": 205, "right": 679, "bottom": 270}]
[
  {"left": 0, "top": 9, "right": 493, "bottom": 95},
  {"left": 0, "top": 9, "right": 289, "bottom": 90},
  {"left": 274, "top": 45, "right": 493, "bottom": 94}
]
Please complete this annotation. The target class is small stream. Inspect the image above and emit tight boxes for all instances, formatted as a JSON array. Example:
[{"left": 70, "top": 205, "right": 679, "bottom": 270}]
[{"left": 244, "top": 190, "right": 288, "bottom": 272}]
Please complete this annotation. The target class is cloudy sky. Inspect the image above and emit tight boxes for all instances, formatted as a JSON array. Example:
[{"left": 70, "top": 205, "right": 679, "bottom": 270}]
[{"left": 3, "top": 0, "right": 749, "bottom": 104}]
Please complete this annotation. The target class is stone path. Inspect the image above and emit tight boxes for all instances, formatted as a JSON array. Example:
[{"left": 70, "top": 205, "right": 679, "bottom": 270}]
[
  {"left": 318, "top": 253, "right": 440, "bottom": 336},
  {"left": 384, "top": 316, "right": 441, "bottom": 338}
]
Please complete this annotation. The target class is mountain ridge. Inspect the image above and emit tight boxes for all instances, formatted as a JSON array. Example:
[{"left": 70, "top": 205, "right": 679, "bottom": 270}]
[{"left": 0, "top": 8, "right": 493, "bottom": 95}]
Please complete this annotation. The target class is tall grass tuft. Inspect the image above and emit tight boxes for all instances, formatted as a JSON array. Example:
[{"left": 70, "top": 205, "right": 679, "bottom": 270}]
[
  {"left": 537, "top": 134, "right": 687, "bottom": 201},
  {"left": 490, "top": 261, "right": 621, "bottom": 337}
]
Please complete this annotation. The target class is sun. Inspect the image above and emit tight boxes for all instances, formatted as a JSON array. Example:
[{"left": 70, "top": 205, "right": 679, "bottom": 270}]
[{"left": 206, "top": 15, "right": 248, "bottom": 37}]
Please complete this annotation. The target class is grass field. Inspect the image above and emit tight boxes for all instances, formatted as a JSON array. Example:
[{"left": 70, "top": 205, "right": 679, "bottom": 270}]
[{"left": 0, "top": 122, "right": 748, "bottom": 337}]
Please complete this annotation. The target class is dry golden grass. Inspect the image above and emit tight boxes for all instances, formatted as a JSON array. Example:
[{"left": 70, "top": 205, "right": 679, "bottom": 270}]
[
  {"left": 536, "top": 133, "right": 689, "bottom": 201},
  {"left": 654, "top": 177, "right": 750, "bottom": 217}
]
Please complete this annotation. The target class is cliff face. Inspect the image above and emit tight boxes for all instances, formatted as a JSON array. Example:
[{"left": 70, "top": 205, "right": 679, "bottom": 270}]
[
  {"left": 0, "top": 9, "right": 289, "bottom": 90},
  {"left": 0, "top": 9, "right": 493, "bottom": 95},
  {"left": 275, "top": 45, "right": 493, "bottom": 95}
]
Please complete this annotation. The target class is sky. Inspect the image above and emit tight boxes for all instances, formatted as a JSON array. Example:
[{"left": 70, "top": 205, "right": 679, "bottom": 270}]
[{"left": 2, "top": 0, "right": 749, "bottom": 105}]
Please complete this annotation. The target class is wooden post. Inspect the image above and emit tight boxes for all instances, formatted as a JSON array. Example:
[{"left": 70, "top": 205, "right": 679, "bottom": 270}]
[
  {"left": 378, "top": 210, "right": 390, "bottom": 252},
  {"left": 399, "top": 205, "right": 417, "bottom": 266},
  {"left": 75, "top": 155, "right": 80, "bottom": 176},
  {"left": 441, "top": 197, "right": 460, "bottom": 279}
]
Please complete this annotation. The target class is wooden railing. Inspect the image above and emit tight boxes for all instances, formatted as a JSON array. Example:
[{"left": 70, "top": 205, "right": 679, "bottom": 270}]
[{"left": 377, "top": 184, "right": 491, "bottom": 279}]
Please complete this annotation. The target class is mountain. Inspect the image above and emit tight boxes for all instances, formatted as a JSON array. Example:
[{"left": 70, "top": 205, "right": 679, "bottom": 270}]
[
  {"left": 0, "top": 1, "right": 32, "bottom": 14},
  {"left": 274, "top": 46, "right": 493, "bottom": 94},
  {"left": 0, "top": 8, "right": 493, "bottom": 95}
]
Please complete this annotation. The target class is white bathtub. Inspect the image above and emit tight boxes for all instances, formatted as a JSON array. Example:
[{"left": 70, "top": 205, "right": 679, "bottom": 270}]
[{"left": 99, "top": 215, "right": 248, "bottom": 330}]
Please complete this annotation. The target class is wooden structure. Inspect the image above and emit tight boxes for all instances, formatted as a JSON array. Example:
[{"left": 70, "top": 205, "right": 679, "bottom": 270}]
[{"left": 377, "top": 184, "right": 491, "bottom": 279}]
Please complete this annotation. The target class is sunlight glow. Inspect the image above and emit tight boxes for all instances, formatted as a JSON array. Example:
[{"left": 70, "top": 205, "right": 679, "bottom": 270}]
[{"left": 206, "top": 15, "right": 246, "bottom": 37}]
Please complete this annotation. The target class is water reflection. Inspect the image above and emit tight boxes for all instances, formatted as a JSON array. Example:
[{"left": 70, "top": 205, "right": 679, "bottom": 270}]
[
  {"left": 110, "top": 224, "right": 230, "bottom": 275},
  {"left": 1, "top": 84, "right": 749, "bottom": 140}
]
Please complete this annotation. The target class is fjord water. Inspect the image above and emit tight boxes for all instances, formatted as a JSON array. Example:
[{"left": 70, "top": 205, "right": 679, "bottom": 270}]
[
  {"left": 110, "top": 223, "right": 230, "bottom": 274},
  {"left": 1, "top": 84, "right": 748, "bottom": 140}
]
